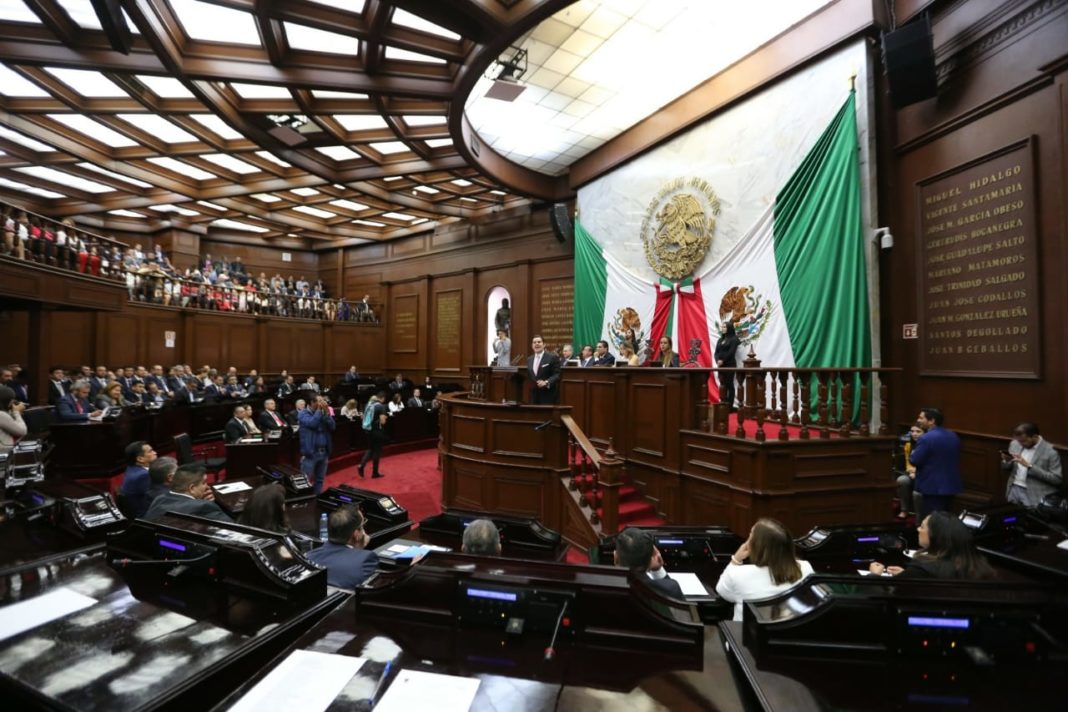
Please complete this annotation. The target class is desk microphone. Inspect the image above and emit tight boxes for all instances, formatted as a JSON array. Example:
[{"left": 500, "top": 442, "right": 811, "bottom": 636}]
[
  {"left": 534, "top": 420, "right": 552, "bottom": 431},
  {"left": 543, "top": 599, "right": 569, "bottom": 662},
  {"left": 111, "top": 552, "right": 212, "bottom": 568}
]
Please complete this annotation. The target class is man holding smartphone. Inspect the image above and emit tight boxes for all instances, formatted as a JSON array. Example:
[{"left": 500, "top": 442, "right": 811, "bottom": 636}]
[
  {"left": 298, "top": 394, "right": 336, "bottom": 494},
  {"left": 1001, "top": 423, "right": 1062, "bottom": 508}
]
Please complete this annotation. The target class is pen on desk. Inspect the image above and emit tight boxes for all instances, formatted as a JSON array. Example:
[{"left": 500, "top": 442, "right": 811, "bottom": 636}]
[{"left": 367, "top": 661, "right": 392, "bottom": 707}]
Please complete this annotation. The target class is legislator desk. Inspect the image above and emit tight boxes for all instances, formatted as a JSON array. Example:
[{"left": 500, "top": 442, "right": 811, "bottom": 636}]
[
  {"left": 213, "top": 552, "right": 752, "bottom": 712},
  {"left": 418, "top": 508, "right": 568, "bottom": 560},
  {"left": 959, "top": 505, "right": 1068, "bottom": 582},
  {"left": 720, "top": 575, "right": 1068, "bottom": 711},
  {"left": 795, "top": 522, "right": 916, "bottom": 574},
  {"left": 0, "top": 518, "right": 348, "bottom": 711}
]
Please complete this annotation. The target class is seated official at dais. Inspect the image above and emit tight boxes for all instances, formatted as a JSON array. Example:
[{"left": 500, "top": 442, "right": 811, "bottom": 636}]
[{"left": 305, "top": 506, "right": 378, "bottom": 589}]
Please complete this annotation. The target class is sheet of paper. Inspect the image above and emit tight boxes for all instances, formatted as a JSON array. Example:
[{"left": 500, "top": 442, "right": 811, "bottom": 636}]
[
  {"left": 384, "top": 544, "right": 410, "bottom": 555},
  {"left": 214, "top": 481, "right": 253, "bottom": 494},
  {"left": 393, "top": 545, "right": 431, "bottom": 560},
  {"left": 228, "top": 650, "right": 365, "bottom": 712},
  {"left": 374, "top": 669, "right": 480, "bottom": 712},
  {"left": 1056, "top": 539, "right": 1068, "bottom": 551},
  {"left": 904, "top": 549, "right": 917, "bottom": 558},
  {"left": 857, "top": 570, "right": 893, "bottom": 577},
  {"left": 0, "top": 588, "right": 97, "bottom": 642},
  {"left": 669, "top": 572, "right": 709, "bottom": 596}
]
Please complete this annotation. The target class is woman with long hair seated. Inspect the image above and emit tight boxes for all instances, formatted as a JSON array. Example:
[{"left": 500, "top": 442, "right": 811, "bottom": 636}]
[
  {"left": 239, "top": 483, "right": 289, "bottom": 534},
  {"left": 715, "top": 518, "right": 815, "bottom": 621},
  {"left": 869, "top": 511, "right": 997, "bottom": 579}
]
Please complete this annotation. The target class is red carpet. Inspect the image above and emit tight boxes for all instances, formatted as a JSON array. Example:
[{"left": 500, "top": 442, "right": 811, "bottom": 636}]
[
  {"left": 327, "top": 447, "right": 443, "bottom": 527},
  {"left": 722, "top": 413, "right": 844, "bottom": 440}
]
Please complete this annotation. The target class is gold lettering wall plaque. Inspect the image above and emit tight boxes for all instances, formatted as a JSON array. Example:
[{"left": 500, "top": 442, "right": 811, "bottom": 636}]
[
  {"left": 917, "top": 138, "right": 1039, "bottom": 378},
  {"left": 538, "top": 279, "right": 574, "bottom": 353},
  {"left": 434, "top": 290, "right": 462, "bottom": 371}
]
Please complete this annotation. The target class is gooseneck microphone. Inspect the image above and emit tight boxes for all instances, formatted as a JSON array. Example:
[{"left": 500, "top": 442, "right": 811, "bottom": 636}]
[
  {"left": 534, "top": 420, "right": 552, "bottom": 431},
  {"left": 543, "top": 599, "right": 569, "bottom": 662}
]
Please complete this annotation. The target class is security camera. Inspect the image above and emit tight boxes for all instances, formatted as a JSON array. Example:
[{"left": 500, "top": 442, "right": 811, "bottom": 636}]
[{"left": 874, "top": 227, "right": 893, "bottom": 250}]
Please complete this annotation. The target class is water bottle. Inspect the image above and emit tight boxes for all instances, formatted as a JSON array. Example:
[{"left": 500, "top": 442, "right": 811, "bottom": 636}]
[{"left": 319, "top": 513, "right": 329, "bottom": 542}]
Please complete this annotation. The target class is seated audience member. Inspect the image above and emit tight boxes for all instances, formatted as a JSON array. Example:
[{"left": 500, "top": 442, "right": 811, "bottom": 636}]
[
  {"left": 389, "top": 374, "right": 406, "bottom": 393},
  {"left": 225, "top": 405, "right": 257, "bottom": 442},
  {"left": 614, "top": 527, "right": 684, "bottom": 598},
  {"left": 119, "top": 440, "right": 158, "bottom": 518},
  {"left": 258, "top": 398, "right": 287, "bottom": 431},
  {"left": 203, "top": 375, "right": 225, "bottom": 398},
  {"left": 305, "top": 506, "right": 378, "bottom": 588},
  {"left": 578, "top": 345, "right": 595, "bottom": 367},
  {"left": 870, "top": 512, "right": 997, "bottom": 579},
  {"left": 300, "top": 376, "right": 320, "bottom": 393},
  {"left": 144, "top": 381, "right": 166, "bottom": 404},
  {"left": 90, "top": 366, "right": 110, "bottom": 398},
  {"left": 592, "top": 340, "right": 615, "bottom": 366},
  {"left": 407, "top": 389, "right": 426, "bottom": 409},
  {"left": 655, "top": 336, "right": 680, "bottom": 367},
  {"left": 388, "top": 393, "right": 405, "bottom": 414},
  {"left": 225, "top": 375, "right": 247, "bottom": 398},
  {"left": 343, "top": 366, "right": 360, "bottom": 383},
  {"left": 247, "top": 376, "right": 266, "bottom": 395},
  {"left": 340, "top": 399, "right": 360, "bottom": 420},
  {"left": 1001, "top": 422, "right": 1062, "bottom": 508},
  {"left": 286, "top": 399, "right": 306, "bottom": 427},
  {"left": 895, "top": 423, "right": 925, "bottom": 519},
  {"left": 422, "top": 376, "right": 434, "bottom": 396},
  {"left": 95, "top": 381, "right": 124, "bottom": 410},
  {"left": 147, "top": 456, "right": 177, "bottom": 506},
  {"left": 461, "top": 518, "right": 501, "bottom": 556},
  {"left": 242, "top": 369, "right": 259, "bottom": 389},
  {"left": 127, "top": 380, "right": 149, "bottom": 405},
  {"left": 238, "top": 483, "right": 289, "bottom": 533},
  {"left": 56, "top": 380, "right": 103, "bottom": 421},
  {"left": 0, "top": 386, "right": 27, "bottom": 455},
  {"left": 277, "top": 374, "right": 296, "bottom": 398},
  {"left": 715, "top": 518, "right": 814, "bottom": 621},
  {"left": 144, "top": 465, "right": 232, "bottom": 522},
  {"left": 48, "top": 367, "right": 70, "bottom": 406}
]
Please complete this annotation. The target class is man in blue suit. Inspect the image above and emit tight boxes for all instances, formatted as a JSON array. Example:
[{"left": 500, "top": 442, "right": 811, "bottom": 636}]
[
  {"left": 55, "top": 380, "right": 102, "bottom": 421},
  {"left": 909, "top": 407, "right": 962, "bottom": 517},
  {"left": 305, "top": 506, "right": 378, "bottom": 589},
  {"left": 298, "top": 394, "right": 335, "bottom": 493}
]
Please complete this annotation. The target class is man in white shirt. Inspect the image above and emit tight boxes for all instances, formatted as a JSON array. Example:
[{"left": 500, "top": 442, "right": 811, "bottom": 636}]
[{"left": 1001, "top": 422, "right": 1063, "bottom": 508}]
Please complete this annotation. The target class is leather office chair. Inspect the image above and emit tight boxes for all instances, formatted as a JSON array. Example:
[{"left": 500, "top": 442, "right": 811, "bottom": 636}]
[{"left": 174, "top": 432, "right": 226, "bottom": 483}]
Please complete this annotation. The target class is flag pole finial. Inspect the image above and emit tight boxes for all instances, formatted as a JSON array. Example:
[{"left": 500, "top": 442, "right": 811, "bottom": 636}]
[{"left": 848, "top": 72, "right": 857, "bottom": 92}]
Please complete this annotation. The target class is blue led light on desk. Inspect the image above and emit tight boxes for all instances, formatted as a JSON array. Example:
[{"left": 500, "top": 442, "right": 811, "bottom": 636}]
[
  {"left": 466, "top": 588, "right": 518, "bottom": 602},
  {"left": 657, "top": 539, "right": 684, "bottom": 545},
  {"left": 856, "top": 536, "right": 880, "bottom": 543},
  {"left": 907, "top": 616, "right": 969, "bottom": 629},
  {"left": 338, "top": 494, "right": 353, "bottom": 502},
  {"left": 1002, "top": 516, "right": 1018, "bottom": 525},
  {"left": 30, "top": 493, "right": 45, "bottom": 505},
  {"left": 159, "top": 539, "right": 188, "bottom": 552}
]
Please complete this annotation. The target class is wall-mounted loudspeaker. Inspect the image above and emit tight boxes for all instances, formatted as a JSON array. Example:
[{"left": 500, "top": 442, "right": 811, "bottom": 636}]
[
  {"left": 550, "top": 203, "right": 572, "bottom": 243},
  {"left": 882, "top": 14, "right": 938, "bottom": 108}
]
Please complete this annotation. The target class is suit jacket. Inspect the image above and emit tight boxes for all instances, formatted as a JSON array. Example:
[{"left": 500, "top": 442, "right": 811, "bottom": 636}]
[
  {"left": 89, "top": 376, "right": 109, "bottom": 398},
  {"left": 527, "top": 351, "right": 561, "bottom": 405},
  {"left": 10, "top": 382, "right": 29, "bottom": 403},
  {"left": 647, "top": 574, "right": 684, "bottom": 599},
  {"left": 48, "top": 380, "right": 69, "bottom": 406},
  {"left": 119, "top": 465, "right": 151, "bottom": 518},
  {"left": 592, "top": 354, "right": 615, "bottom": 367},
  {"left": 407, "top": 397, "right": 425, "bottom": 409},
  {"left": 55, "top": 393, "right": 92, "bottom": 421},
  {"left": 343, "top": 372, "right": 360, "bottom": 383},
  {"left": 225, "top": 417, "right": 251, "bottom": 443},
  {"left": 305, "top": 542, "right": 378, "bottom": 589},
  {"left": 1002, "top": 438, "right": 1063, "bottom": 507},
  {"left": 144, "top": 491, "right": 232, "bottom": 522},
  {"left": 910, "top": 427, "right": 963, "bottom": 496},
  {"left": 258, "top": 409, "right": 286, "bottom": 432},
  {"left": 277, "top": 383, "right": 295, "bottom": 398}
]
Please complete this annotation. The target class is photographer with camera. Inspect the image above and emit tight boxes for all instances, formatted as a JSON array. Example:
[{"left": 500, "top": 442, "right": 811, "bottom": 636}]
[
  {"left": 0, "top": 386, "right": 27, "bottom": 455},
  {"left": 298, "top": 393, "right": 335, "bottom": 494}
]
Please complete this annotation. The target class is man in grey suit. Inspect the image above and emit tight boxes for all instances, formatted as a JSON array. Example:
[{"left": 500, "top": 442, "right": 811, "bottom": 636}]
[
  {"left": 1002, "top": 422, "right": 1062, "bottom": 508},
  {"left": 144, "top": 465, "right": 232, "bottom": 522}
]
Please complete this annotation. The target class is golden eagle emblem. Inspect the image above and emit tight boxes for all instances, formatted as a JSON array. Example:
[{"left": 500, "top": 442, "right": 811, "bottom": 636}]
[{"left": 640, "top": 177, "right": 720, "bottom": 280}]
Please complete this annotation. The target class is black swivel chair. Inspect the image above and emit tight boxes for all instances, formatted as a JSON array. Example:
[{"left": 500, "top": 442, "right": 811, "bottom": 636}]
[{"left": 174, "top": 432, "right": 226, "bottom": 483}]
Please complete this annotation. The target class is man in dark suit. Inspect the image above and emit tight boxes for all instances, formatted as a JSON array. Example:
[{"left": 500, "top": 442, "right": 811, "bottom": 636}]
[
  {"left": 592, "top": 340, "right": 615, "bottom": 367},
  {"left": 145, "top": 465, "right": 231, "bottom": 522},
  {"left": 910, "top": 407, "right": 963, "bottom": 517},
  {"left": 56, "top": 380, "right": 102, "bottom": 421},
  {"left": 146, "top": 456, "right": 177, "bottom": 509},
  {"left": 343, "top": 366, "right": 360, "bottom": 383},
  {"left": 614, "top": 527, "right": 684, "bottom": 599},
  {"left": 258, "top": 398, "right": 287, "bottom": 431},
  {"left": 118, "top": 440, "right": 158, "bottom": 518},
  {"left": 89, "top": 366, "right": 110, "bottom": 399},
  {"left": 277, "top": 375, "right": 296, "bottom": 399},
  {"left": 578, "top": 345, "right": 595, "bottom": 367},
  {"left": 225, "top": 405, "right": 253, "bottom": 443},
  {"left": 2, "top": 367, "right": 29, "bottom": 403},
  {"left": 407, "top": 388, "right": 426, "bottom": 409},
  {"left": 305, "top": 506, "right": 378, "bottom": 589},
  {"left": 526, "top": 335, "right": 561, "bottom": 405},
  {"left": 47, "top": 367, "right": 70, "bottom": 406}
]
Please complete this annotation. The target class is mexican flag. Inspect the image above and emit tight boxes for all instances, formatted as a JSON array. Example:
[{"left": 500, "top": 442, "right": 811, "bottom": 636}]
[{"left": 574, "top": 92, "right": 871, "bottom": 408}]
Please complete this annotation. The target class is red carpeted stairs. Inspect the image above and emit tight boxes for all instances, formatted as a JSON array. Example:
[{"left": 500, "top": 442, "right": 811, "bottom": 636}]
[{"left": 571, "top": 472, "right": 666, "bottom": 530}]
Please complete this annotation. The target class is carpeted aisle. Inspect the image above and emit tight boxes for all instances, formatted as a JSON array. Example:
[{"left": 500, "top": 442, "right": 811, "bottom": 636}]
[{"left": 326, "top": 447, "right": 443, "bottom": 527}]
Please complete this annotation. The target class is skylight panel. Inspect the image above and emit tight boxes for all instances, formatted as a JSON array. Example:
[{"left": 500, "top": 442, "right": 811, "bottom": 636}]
[
  {"left": 46, "top": 114, "right": 136, "bottom": 147},
  {"left": 0, "top": 126, "right": 54, "bottom": 152},
  {"left": 305, "top": 0, "right": 365, "bottom": 10},
  {"left": 392, "top": 9, "right": 461, "bottom": 40},
  {"left": 291, "top": 187, "right": 319, "bottom": 197},
  {"left": 425, "top": 138, "right": 453, "bottom": 148},
  {"left": 43, "top": 67, "right": 125, "bottom": 97},
  {"left": 459, "top": 197, "right": 478, "bottom": 203},
  {"left": 413, "top": 185, "right": 439, "bottom": 194},
  {"left": 200, "top": 153, "right": 260, "bottom": 174},
  {"left": 451, "top": 178, "right": 473, "bottom": 187},
  {"left": 147, "top": 157, "right": 218, "bottom": 181},
  {"left": 252, "top": 193, "right": 282, "bottom": 203},
  {"left": 0, "top": 0, "right": 41, "bottom": 24},
  {"left": 334, "top": 114, "right": 388, "bottom": 132},
  {"left": 285, "top": 22, "right": 359, "bottom": 55},
  {"left": 370, "top": 141, "right": 409, "bottom": 155},
  {"left": 77, "top": 163, "right": 154, "bottom": 188},
  {"left": 212, "top": 218, "right": 268, "bottom": 233},
  {"left": 353, "top": 219, "right": 384, "bottom": 227},
  {"left": 313, "top": 90, "right": 369, "bottom": 100},
  {"left": 170, "top": 0, "right": 260, "bottom": 46},
  {"left": 384, "top": 46, "right": 446, "bottom": 64},
  {"left": 316, "top": 146, "right": 361, "bottom": 161},
  {"left": 16, "top": 166, "right": 115, "bottom": 193},
  {"left": 0, "top": 64, "right": 48, "bottom": 96},
  {"left": 55, "top": 0, "right": 102, "bottom": 29},
  {"left": 383, "top": 176, "right": 403, "bottom": 182},
  {"left": 329, "top": 199, "right": 369, "bottom": 212},
  {"left": 411, "top": 218, "right": 428, "bottom": 225},
  {"left": 189, "top": 114, "right": 243, "bottom": 140},
  {"left": 196, "top": 200, "right": 226, "bottom": 211},
  {"left": 0, "top": 177, "right": 63, "bottom": 199},
  {"left": 293, "top": 205, "right": 336, "bottom": 219},
  {"left": 255, "top": 151, "right": 292, "bottom": 168},
  {"left": 108, "top": 209, "right": 144, "bottom": 217},
  {"left": 116, "top": 114, "right": 197, "bottom": 143},
  {"left": 149, "top": 204, "right": 199, "bottom": 216},
  {"left": 382, "top": 212, "right": 416, "bottom": 221},
  {"left": 230, "top": 83, "right": 292, "bottom": 99},
  {"left": 401, "top": 115, "right": 446, "bottom": 127},
  {"left": 136, "top": 74, "right": 194, "bottom": 98},
  {"left": 490, "top": 190, "right": 507, "bottom": 195}
]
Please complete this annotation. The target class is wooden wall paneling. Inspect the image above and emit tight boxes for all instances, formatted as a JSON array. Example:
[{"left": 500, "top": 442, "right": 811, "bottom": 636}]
[
  {"left": 192, "top": 318, "right": 227, "bottom": 369},
  {"left": 386, "top": 279, "right": 427, "bottom": 372},
  {"left": 0, "top": 310, "right": 29, "bottom": 367},
  {"left": 449, "top": 459, "right": 486, "bottom": 511},
  {"left": 291, "top": 324, "right": 324, "bottom": 374},
  {"left": 139, "top": 309, "right": 184, "bottom": 368},
  {"left": 430, "top": 277, "right": 465, "bottom": 375},
  {"left": 98, "top": 312, "right": 140, "bottom": 368},
  {"left": 630, "top": 382, "right": 667, "bottom": 458},
  {"left": 585, "top": 378, "right": 616, "bottom": 447},
  {"left": 490, "top": 467, "right": 549, "bottom": 521},
  {"left": 46, "top": 312, "right": 95, "bottom": 372}
]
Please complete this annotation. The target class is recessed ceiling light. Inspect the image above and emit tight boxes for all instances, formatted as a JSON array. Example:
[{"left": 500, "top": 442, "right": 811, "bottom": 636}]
[
  {"left": 149, "top": 204, "right": 199, "bottom": 216},
  {"left": 0, "top": 64, "right": 48, "bottom": 97},
  {"left": 285, "top": 22, "right": 359, "bottom": 55},
  {"left": 334, "top": 114, "right": 388, "bottom": 132},
  {"left": 382, "top": 212, "right": 416, "bottom": 221},
  {"left": 148, "top": 157, "right": 218, "bottom": 181},
  {"left": 330, "top": 199, "right": 369, "bottom": 212},
  {"left": 196, "top": 200, "right": 227, "bottom": 211},
  {"left": 78, "top": 163, "right": 154, "bottom": 188},
  {"left": 255, "top": 151, "right": 292, "bottom": 168},
  {"left": 44, "top": 67, "right": 125, "bottom": 97},
  {"left": 316, "top": 145, "right": 361, "bottom": 161},
  {"left": 47, "top": 114, "right": 137, "bottom": 147},
  {"left": 413, "top": 185, "right": 439, "bottom": 194},
  {"left": 116, "top": 114, "right": 198, "bottom": 143},
  {"left": 212, "top": 218, "right": 269, "bottom": 233},
  {"left": 136, "top": 74, "right": 194, "bottom": 98},
  {"left": 108, "top": 209, "right": 144, "bottom": 217},
  {"left": 252, "top": 193, "right": 282, "bottom": 203},
  {"left": 353, "top": 219, "right": 385, "bottom": 227},
  {"left": 170, "top": 0, "right": 261, "bottom": 46},
  {"left": 16, "top": 166, "right": 115, "bottom": 193},
  {"left": 370, "top": 141, "right": 409, "bottom": 155},
  {"left": 294, "top": 205, "right": 336, "bottom": 219},
  {"left": 384, "top": 46, "right": 446, "bottom": 64},
  {"left": 291, "top": 187, "right": 319, "bottom": 197},
  {"left": 201, "top": 153, "right": 261, "bottom": 174},
  {"left": 189, "top": 114, "right": 243, "bottom": 140},
  {"left": 392, "top": 9, "right": 461, "bottom": 40},
  {"left": 0, "top": 177, "right": 64, "bottom": 199},
  {"left": 425, "top": 138, "right": 453, "bottom": 148},
  {"left": 230, "top": 82, "right": 292, "bottom": 99},
  {"left": 451, "top": 178, "right": 473, "bottom": 187},
  {"left": 401, "top": 115, "right": 447, "bottom": 127}
]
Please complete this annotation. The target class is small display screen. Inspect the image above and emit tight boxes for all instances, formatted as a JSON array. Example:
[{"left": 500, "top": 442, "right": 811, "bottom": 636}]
[
  {"left": 466, "top": 588, "right": 518, "bottom": 602},
  {"left": 31, "top": 493, "right": 45, "bottom": 505},
  {"left": 378, "top": 497, "right": 396, "bottom": 509},
  {"left": 1002, "top": 516, "right": 1018, "bottom": 525},
  {"left": 907, "top": 616, "right": 970, "bottom": 629},
  {"left": 855, "top": 536, "right": 880, "bottom": 543},
  {"left": 338, "top": 494, "right": 353, "bottom": 502},
  {"left": 960, "top": 513, "right": 983, "bottom": 528},
  {"left": 159, "top": 539, "right": 187, "bottom": 552},
  {"left": 657, "top": 539, "right": 684, "bottom": 545}
]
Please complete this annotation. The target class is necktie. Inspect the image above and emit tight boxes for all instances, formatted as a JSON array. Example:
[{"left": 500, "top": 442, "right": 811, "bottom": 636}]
[
  {"left": 534, "top": 354, "right": 541, "bottom": 373},
  {"left": 75, "top": 399, "right": 83, "bottom": 414},
  {"left": 272, "top": 411, "right": 282, "bottom": 426}
]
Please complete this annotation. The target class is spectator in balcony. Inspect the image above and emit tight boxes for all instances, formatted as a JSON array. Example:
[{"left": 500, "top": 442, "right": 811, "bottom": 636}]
[
  {"left": 389, "top": 374, "right": 406, "bottom": 393},
  {"left": 1, "top": 206, "right": 15, "bottom": 256},
  {"left": 493, "top": 329, "right": 511, "bottom": 366},
  {"left": 357, "top": 293, "right": 373, "bottom": 322}
]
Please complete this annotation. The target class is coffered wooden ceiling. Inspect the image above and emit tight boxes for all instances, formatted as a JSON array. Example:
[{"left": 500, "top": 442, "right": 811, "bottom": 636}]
[{"left": 0, "top": 0, "right": 575, "bottom": 247}]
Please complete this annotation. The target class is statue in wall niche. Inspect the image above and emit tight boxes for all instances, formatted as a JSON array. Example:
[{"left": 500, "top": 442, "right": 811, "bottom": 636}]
[{"left": 494, "top": 297, "right": 511, "bottom": 335}]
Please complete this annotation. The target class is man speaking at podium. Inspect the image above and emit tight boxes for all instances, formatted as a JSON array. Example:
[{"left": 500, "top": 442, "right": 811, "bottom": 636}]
[{"left": 527, "top": 335, "right": 561, "bottom": 405}]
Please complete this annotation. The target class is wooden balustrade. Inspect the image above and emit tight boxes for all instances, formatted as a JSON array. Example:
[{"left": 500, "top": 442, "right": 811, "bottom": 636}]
[{"left": 562, "top": 414, "right": 626, "bottom": 535}]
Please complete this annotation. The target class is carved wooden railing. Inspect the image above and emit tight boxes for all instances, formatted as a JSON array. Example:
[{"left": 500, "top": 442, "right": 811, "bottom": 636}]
[
  {"left": 712, "top": 347, "right": 899, "bottom": 441},
  {"left": 561, "top": 414, "right": 626, "bottom": 535}
]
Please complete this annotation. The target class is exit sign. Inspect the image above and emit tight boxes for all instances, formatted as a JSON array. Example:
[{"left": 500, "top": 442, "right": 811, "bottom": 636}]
[{"left": 903, "top": 323, "right": 918, "bottom": 340}]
